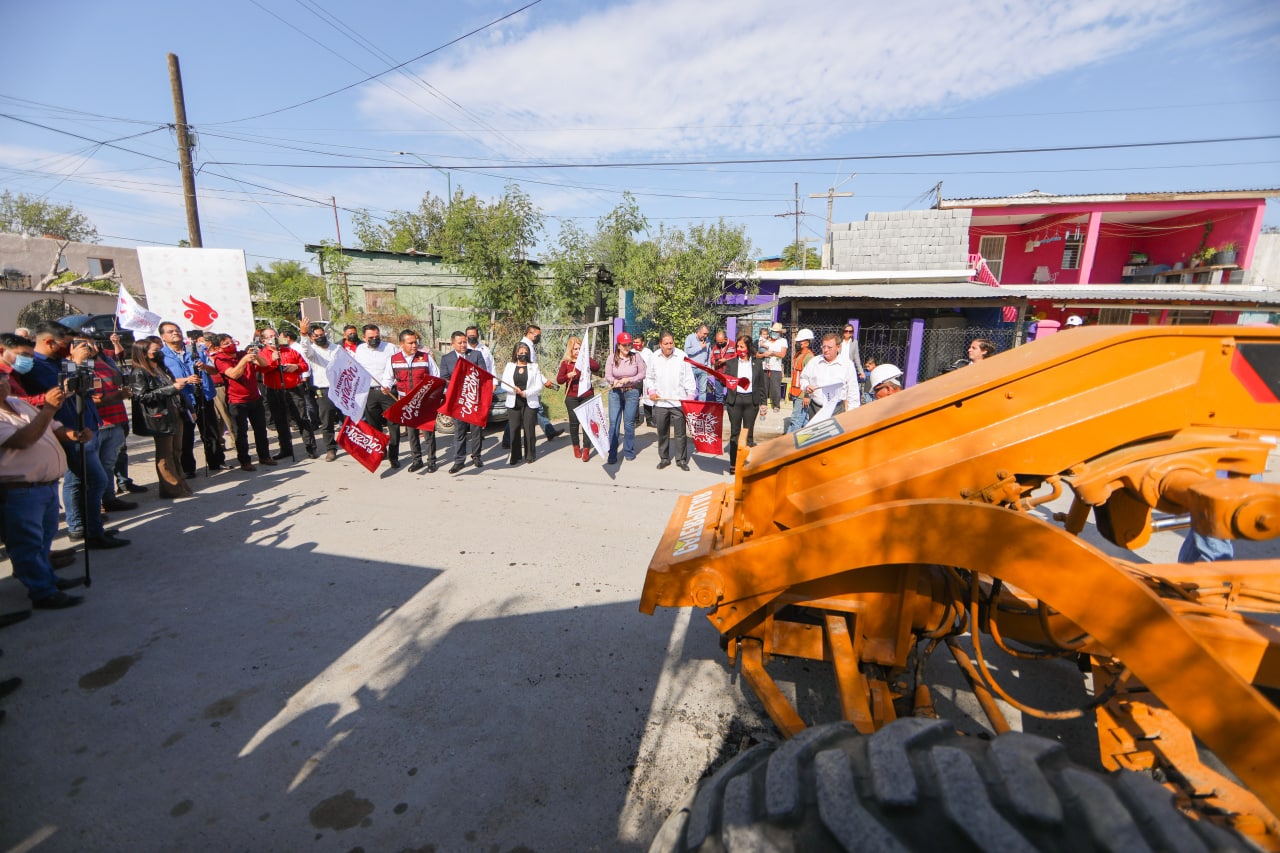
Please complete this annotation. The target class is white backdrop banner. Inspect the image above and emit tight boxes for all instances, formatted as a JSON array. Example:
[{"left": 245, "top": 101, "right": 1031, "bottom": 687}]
[{"left": 136, "top": 247, "right": 254, "bottom": 344}]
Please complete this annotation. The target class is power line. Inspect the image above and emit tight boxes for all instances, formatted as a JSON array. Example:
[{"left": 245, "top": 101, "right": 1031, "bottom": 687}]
[
  {"left": 208, "top": 0, "right": 544, "bottom": 125},
  {"left": 197, "top": 133, "right": 1280, "bottom": 171}
]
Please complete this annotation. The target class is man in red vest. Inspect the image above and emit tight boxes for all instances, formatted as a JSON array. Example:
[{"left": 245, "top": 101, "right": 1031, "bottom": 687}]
[
  {"left": 380, "top": 329, "right": 440, "bottom": 472},
  {"left": 259, "top": 327, "right": 316, "bottom": 461}
]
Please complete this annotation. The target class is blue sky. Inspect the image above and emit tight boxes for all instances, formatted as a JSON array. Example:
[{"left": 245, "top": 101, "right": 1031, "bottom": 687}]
[{"left": 3, "top": 0, "right": 1279, "bottom": 272}]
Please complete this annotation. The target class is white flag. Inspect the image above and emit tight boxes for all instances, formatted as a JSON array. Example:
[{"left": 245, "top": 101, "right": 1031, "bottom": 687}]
[
  {"left": 573, "top": 395, "right": 611, "bottom": 460},
  {"left": 574, "top": 328, "right": 592, "bottom": 397},
  {"left": 808, "top": 383, "right": 845, "bottom": 425},
  {"left": 327, "top": 346, "right": 373, "bottom": 422},
  {"left": 136, "top": 247, "right": 255, "bottom": 344},
  {"left": 115, "top": 285, "right": 162, "bottom": 335}
]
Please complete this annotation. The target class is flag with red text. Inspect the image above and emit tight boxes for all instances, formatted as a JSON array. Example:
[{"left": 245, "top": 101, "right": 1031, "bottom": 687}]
[
  {"left": 442, "top": 356, "right": 494, "bottom": 427},
  {"left": 573, "top": 395, "right": 610, "bottom": 460},
  {"left": 681, "top": 400, "right": 724, "bottom": 454},
  {"left": 115, "top": 284, "right": 162, "bottom": 335},
  {"left": 327, "top": 346, "right": 372, "bottom": 422},
  {"left": 684, "top": 356, "right": 748, "bottom": 391},
  {"left": 337, "top": 417, "right": 388, "bottom": 472},
  {"left": 386, "top": 375, "right": 447, "bottom": 430}
]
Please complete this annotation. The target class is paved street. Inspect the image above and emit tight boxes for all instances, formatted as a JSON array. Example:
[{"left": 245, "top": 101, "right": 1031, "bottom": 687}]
[{"left": 1, "top": 408, "right": 1275, "bottom": 851}]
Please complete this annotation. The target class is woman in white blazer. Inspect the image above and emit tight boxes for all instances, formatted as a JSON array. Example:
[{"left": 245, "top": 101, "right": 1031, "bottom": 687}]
[{"left": 501, "top": 341, "right": 546, "bottom": 465}]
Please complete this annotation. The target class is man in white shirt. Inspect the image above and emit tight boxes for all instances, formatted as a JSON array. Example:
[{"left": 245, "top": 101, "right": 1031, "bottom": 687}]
[
  {"left": 763, "top": 322, "right": 788, "bottom": 412},
  {"left": 465, "top": 324, "right": 495, "bottom": 374},
  {"left": 798, "top": 332, "right": 860, "bottom": 420},
  {"left": 643, "top": 333, "right": 696, "bottom": 471},
  {"left": 352, "top": 323, "right": 397, "bottom": 462},
  {"left": 518, "top": 323, "right": 562, "bottom": 442},
  {"left": 297, "top": 318, "right": 340, "bottom": 461}
]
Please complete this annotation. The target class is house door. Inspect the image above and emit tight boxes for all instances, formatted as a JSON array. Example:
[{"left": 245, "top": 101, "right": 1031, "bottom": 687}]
[{"left": 977, "top": 236, "right": 1006, "bottom": 282}]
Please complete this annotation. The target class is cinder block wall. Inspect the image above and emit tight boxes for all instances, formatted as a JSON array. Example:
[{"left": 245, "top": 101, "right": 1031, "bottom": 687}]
[{"left": 827, "top": 209, "right": 972, "bottom": 271}]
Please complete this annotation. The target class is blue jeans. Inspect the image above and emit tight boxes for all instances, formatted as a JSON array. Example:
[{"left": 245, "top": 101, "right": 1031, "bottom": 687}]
[
  {"left": 115, "top": 441, "right": 133, "bottom": 489},
  {"left": 63, "top": 431, "right": 108, "bottom": 538},
  {"left": 608, "top": 388, "right": 639, "bottom": 461},
  {"left": 0, "top": 483, "right": 61, "bottom": 601},
  {"left": 785, "top": 397, "right": 809, "bottom": 434},
  {"left": 693, "top": 369, "right": 709, "bottom": 402},
  {"left": 96, "top": 423, "right": 126, "bottom": 502},
  {"left": 1178, "top": 530, "right": 1234, "bottom": 563}
]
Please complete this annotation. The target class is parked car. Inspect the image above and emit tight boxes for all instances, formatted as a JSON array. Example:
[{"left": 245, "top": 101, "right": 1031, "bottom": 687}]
[
  {"left": 434, "top": 386, "right": 508, "bottom": 436},
  {"left": 58, "top": 314, "right": 136, "bottom": 355}
]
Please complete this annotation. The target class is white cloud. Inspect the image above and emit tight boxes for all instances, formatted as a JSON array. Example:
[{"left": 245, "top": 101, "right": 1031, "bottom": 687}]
[{"left": 358, "top": 0, "right": 1200, "bottom": 159}]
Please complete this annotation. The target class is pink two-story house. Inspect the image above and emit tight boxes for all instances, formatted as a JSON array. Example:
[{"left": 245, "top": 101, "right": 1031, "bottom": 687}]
[{"left": 940, "top": 189, "right": 1280, "bottom": 327}]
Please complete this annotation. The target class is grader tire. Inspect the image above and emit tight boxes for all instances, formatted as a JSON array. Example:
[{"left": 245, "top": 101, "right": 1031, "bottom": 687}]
[{"left": 650, "top": 717, "right": 1248, "bottom": 853}]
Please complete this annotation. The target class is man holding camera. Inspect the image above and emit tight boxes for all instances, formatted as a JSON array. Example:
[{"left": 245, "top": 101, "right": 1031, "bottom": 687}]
[{"left": 14, "top": 322, "right": 128, "bottom": 548}]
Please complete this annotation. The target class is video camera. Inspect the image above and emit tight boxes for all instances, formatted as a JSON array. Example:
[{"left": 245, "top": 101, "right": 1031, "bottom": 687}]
[{"left": 59, "top": 339, "right": 99, "bottom": 395}]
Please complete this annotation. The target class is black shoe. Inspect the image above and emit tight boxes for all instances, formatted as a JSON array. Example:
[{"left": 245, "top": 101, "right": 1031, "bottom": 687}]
[
  {"left": 386, "top": 459, "right": 401, "bottom": 470},
  {"left": 449, "top": 462, "right": 465, "bottom": 474},
  {"left": 677, "top": 461, "right": 690, "bottom": 471},
  {"left": 101, "top": 498, "right": 137, "bottom": 512},
  {"left": 728, "top": 465, "right": 736, "bottom": 475},
  {"left": 746, "top": 439, "right": 756, "bottom": 447},
  {"left": 508, "top": 458, "right": 521, "bottom": 466},
  {"left": 306, "top": 446, "right": 319, "bottom": 459},
  {"left": 119, "top": 482, "right": 148, "bottom": 494},
  {"left": 426, "top": 461, "right": 437, "bottom": 473},
  {"left": 473, "top": 458, "right": 483, "bottom": 468},
  {"left": 407, "top": 460, "right": 425, "bottom": 473},
  {"left": 501, "top": 441, "right": 511, "bottom": 450},
  {"left": 56, "top": 576, "right": 86, "bottom": 591},
  {"left": 67, "top": 529, "right": 84, "bottom": 542},
  {"left": 272, "top": 452, "right": 293, "bottom": 461},
  {"left": 657, "top": 460, "right": 671, "bottom": 469},
  {"left": 33, "top": 592, "right": 84, "bottom": 610},
  {"left": 182, "top": 469, "right": 197, "bottom": 479},
  {"left": 85, "top": 535, "right": 130, "bottom": 550}
]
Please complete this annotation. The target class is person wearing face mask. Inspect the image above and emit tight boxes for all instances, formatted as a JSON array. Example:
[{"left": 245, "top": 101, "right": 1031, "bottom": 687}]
[
  {"left": 762, "top": 322, "right": 789, "bottom": 412},
  {"left": 258, "top": 326, "right": 316, "bottom": 461},
  {"left": 211, "top": 333, "right": 275, "bottom": 472},
  {"left": 341, "top": 324, "right": 361, "bottom": 353},
  {"left": 465, "top": 325, "right": 495, "bottom": 374},
  {"left": 440, "top": 330, "right": 488, "bottom": 473},
  {"left": 0, "top": 333, "right": 37, "bottom": 379},
  {"left": 297, "top": 317, "right": 341, "bottom": 461},
  {"left": 353, "top": 324, "right": 397, "bottom": 461},
  {"left": 381, "top": 329, "right": 440, "bottom": 472},
  {"left": 724, "top": 335, "right": 767, "bottom": 475},
  {"left": 501, "top": 341, "right": 546, "bottom": 466},
  {"left": 518, "top": 324, "right": 562, "bottom": 443},
  {"left": 129, "top": 336, "right": 197, "bottom": 498}
]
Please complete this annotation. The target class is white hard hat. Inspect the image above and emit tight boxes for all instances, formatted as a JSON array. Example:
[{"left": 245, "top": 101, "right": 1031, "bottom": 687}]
[
  {"left": 1065, "top": 314, "right": 1084, "bottom": 326},
  {"left": 795, "top": 328, "right": 814, "bottom": 342},
  {"left": 869, "top": 364, "right": 903, "bottom": 388}
]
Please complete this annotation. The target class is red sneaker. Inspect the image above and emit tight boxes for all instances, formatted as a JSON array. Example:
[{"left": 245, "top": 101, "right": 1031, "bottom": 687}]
[{"left": 581, "top": 447, "right": 590, "bottom": 462}]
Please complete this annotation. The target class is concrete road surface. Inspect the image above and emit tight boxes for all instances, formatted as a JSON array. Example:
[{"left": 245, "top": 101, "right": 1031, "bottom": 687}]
[{"left": 1, "top": 407, "right": 1275, "bottom": 851}]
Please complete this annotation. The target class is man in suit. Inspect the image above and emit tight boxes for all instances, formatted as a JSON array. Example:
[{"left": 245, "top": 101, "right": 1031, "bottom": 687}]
[{"left": 440, "top": 331, "right": 488, "bottom": 474}]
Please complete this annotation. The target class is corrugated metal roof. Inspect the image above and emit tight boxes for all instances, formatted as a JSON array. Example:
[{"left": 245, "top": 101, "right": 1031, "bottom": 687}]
[
  {"left": 779, "top": 283, "right": 1018, "bottom": 300},
  {"left": 940, "top": 188, "right": 1280, "bottom": 206},
  {"left": 999, "top": 287, "right": 1280, "bottom": 305}
]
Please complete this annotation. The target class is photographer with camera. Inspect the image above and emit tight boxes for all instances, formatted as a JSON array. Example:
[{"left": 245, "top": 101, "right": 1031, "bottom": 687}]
[
  {"left": 13, "top": 322, "right": 128, "bottom": 549},
  {"left": 211, "top": 333, "right": 275, "bottom": 472}
]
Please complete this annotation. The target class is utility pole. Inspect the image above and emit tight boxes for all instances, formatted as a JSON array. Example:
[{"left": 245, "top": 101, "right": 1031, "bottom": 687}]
[
  {"left": 331, "top": 197, "right": 343, "bottom": 246},
  {"left": 775, "top": 182, "right": 806, "bottom": 270},
  {"left": 167, "top": 53, "right": 202, "bottom": 248},
  {"left": 810, "top": 173, "right": 856, "bottom": 234}
]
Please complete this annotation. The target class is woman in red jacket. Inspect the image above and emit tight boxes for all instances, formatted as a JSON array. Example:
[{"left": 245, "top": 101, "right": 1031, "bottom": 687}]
[{"left": 556, "top": 336, "right": 601, "bottom": 462}]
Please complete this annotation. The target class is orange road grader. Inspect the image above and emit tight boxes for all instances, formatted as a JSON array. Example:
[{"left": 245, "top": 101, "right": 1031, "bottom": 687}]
[{"left": 642, "top": 325, "right": 1280, "bottom": 851}]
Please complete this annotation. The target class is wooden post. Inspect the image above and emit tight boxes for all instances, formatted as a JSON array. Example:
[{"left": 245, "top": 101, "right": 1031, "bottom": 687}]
[{"left": 168, "top": 53, "right": 202, "bottom": 248}]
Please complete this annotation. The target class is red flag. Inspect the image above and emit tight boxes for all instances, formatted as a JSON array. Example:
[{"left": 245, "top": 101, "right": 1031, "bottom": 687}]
[
  {"left": 442, "top": 356, "right": 494, "bottom": 427},
  {"left": 684, "top": 356, "right": 748, "bottom": 391},
  {"left": 386, "top": 375, "right": 447, "bottom": 430},
  {"left": 681, "top": 400, "right": 724, "bottom": 455},
  {"left": 336, "top": 417, "right": 388, "bottom": 473}
]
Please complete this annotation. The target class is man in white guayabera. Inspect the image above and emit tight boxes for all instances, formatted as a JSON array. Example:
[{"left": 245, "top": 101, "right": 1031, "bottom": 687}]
[{"left": 440, "top": 331, "right": 488, "bottom": 474}]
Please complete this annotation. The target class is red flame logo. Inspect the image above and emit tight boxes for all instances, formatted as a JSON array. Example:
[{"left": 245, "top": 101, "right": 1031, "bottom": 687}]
[{"left": 181, "top": 295, "right": 219, "bottom": 327}]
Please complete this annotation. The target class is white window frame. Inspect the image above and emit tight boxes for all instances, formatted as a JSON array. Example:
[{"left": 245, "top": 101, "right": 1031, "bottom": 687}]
[
  {"left": 977, "top": 235, "right": 1006, "bottom": 282},
  {"left": 1062, "top": 239, "right": 1083, "bottom": 270}
]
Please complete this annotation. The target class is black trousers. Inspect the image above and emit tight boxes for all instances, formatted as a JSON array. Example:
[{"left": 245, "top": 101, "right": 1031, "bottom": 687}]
[
  {"left": 229, "top": 399, "right": 271, "bottom": 465},
  {"left": 314, "top": 389, "right": 339, "bottom": 452},
  {"left": 805, "top": 399, "right": 846, "bottom": 420},
  {"left": 389, "top": 423, "right": 435, "bottom": 464},
  {"left": 363, "top": 392, "right": 394, "bottom": 432},
  {"left": 266, "top": 387, "right": 316, "bottom": 456},
  {"left": 452, "top": 420, "right": 482, "bottom": 463},
  {"left": 508, "top": 401, "right": 537, "bottom": 463},
  {"left": 179, "top": 409, "right": 197, "bottom": 476},
  {"left": 565, "top": 394, "right": 588, "bottom": 449},
  {"left": 725, "top": 400, "right": 759, "bottom": 468},
  {"left": 194, "top": 395, "right": 226, "bottom": 469},
  {"left": 653, "top": 406, "right": 687, "bottom": 463}
]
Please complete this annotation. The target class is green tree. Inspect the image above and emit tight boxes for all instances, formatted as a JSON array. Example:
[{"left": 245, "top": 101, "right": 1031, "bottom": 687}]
[
  {"left": 780, "top": 242, "right": 821, "bottom": 269},
  {"left": 630, "top": 220, "right": 756, "bottom": 339},
  {"left": 0, "top": 190, "right": 98, "bottom": 242},
  {"left": 438, "top": 184, "right": 545, "bottom": 327},
  {"left": 547, "top": 193, "right": 648, "bottom": 321},
  {"left": 248, "top": 259, "right": 327, "bottom": 330},
  {"left": 352, "top": 192, "right": 448, "bottom": 252}
]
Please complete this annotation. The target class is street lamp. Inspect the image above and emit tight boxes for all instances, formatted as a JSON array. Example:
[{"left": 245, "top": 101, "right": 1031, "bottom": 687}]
[{"left": 396, "top": 152, "right": 452, "bottom": 208}]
